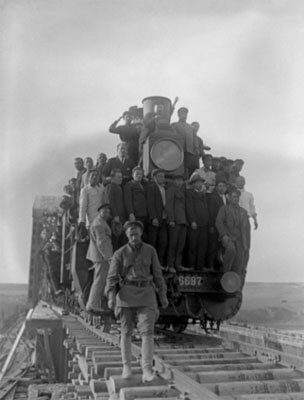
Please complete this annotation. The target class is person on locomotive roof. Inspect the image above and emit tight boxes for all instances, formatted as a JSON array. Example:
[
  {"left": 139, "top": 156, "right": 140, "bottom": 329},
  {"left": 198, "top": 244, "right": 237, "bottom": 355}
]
[
  {"left": 124, "top": 167, "right": 148, "bottom": 230},
  {"left": 105, "top": 220, "right": 168, "bottom": 382},
  {"left": 104, "top": 168, "right": 126, "bottom": 250},
  {"left": 147, "top": 169, "right": 168, "bottom": 266},
  {"left": 186, "top": 174, "right": 209, "bottom": 270},
  {"left": 78, "top": 169, "right": 105, "bottom": 228},
  {"left": 191, "top": 154, "right": 216, "bottom": 194},
  {"left": 103, "top": 143, "right": 135, "bottom": 183},
  {"left": 74, "top": 157, "right": 86, "bottom": 206},
  {"left": 235, "top": 176, "right": 258, "bottom": 230},
  {"left": 81, "top": 157, "right": 95, "bottom": 189},
  {"left": 165, "top": 174, "right": 188, "bottom": 272},
  {"left": 109, "top": 111, "right": 140, "bottom": 165},
  {"left": 85, "top": 203, "right": 113, "bottom": 314},
  {"left": 208, "top": 179, "right": 228, "bottom": 269},
  {"left": 215, "top": 188, "right": 250, "bottom": 283},
  {"left": 171, "top": 108, "right": 200, "bottom": 177},
  {"left": 191, "top": 121, "right": 211, "bottom": 156}
]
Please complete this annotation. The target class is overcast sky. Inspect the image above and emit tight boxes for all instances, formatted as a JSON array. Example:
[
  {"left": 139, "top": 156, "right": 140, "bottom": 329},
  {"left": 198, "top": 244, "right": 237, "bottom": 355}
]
[{"left": 1, "top": 0, "right": 304, "bottom": 284}]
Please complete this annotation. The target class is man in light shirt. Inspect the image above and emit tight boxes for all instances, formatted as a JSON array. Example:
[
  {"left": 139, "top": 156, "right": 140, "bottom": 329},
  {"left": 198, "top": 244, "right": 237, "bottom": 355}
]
[
  {"left": 235, "top": 176, "right": 258, "bottom": 230},
  {"left": 81, "top": 157, "right": 95, "bottom": 188},
  {"left": 78, "top": 170, "right": 105, "bottom": 228},
  {"left": 191, "top": 154, "right": 216, "bottom": 194}
]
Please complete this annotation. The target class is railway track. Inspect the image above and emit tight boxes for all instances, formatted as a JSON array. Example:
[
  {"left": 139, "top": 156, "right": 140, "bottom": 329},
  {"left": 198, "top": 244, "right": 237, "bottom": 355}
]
[{"left": 57, "top": 313, "right": 304, "bottom": 400}]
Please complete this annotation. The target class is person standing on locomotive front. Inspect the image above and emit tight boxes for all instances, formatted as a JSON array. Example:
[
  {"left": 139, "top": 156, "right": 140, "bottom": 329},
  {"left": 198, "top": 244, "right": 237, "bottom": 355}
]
[
  {"left": 109, "top": 111, "right": 140, "bottom": 165},
  {"left": 208, "top": 179, "right": 228, "bottom": 269},
  {"left": 166, "top": 175, "right": 188, "bottom": 272},
  {"left": 215, "top": 188, "right": 250, "bottom": 284},
  {"left": 171, "top": 107, "right": 199, "bottom": 177},
  {"left": 104, "top": 169, "right": 126, "bottom": 250},
  {"left": 147, "top": 169, "right": 168, "bottom": 267},
  {"left": 103, "top": 143, "right": 135, "bottom": 184},
  {"left": 124, "top": 166, "right": 148, "bottom": 231},
  {"left": 85, "top": 204, "right": 113, "bottom": 314},
  {"left": 81, "top": 157, "right": 95, "bottom": 188},
  {"left": 186, "top": 174, "right": 209, "bottom": 270},
  {"left": 105, "top": 221, "right": 168, "bottom": 382},
  {"left": 74, "top": 157, "right": 86, "bottom": 206}
]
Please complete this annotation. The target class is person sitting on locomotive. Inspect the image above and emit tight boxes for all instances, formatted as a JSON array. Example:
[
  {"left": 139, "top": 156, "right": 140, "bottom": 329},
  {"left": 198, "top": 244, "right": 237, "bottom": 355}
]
[
  {"left": 165, "top": 175, "right": 188, "bottom": 272},
  {"left": 104, "top": 168, "right": 126, "bottom": 250},
  {"left": 208, "top": 179, "right": 228, "bottom": 269},
  {"left": 211, "top": 157, "right": 222, "bottom": 174},
  {"left": 235, "top": 175, "right": 258, "bottom": 230},
  {"left": 95, "top": 152, "right": 107, "bottom": 184},
  {"left": 229, "top": 159, "right": 245, "bottom": 186},
  {"left": 85, "top": 203, "right": 113, "bottom": 314},
  {"left": 74, "top": 157, "right": 86, "bottom": 206},
  {"left": 78, "top": 169, "right": 105, "bottom": 228},
  {"left": 186, "top": 174, "right": 209, "bottom": 270},
  {"left": 171, "top": 107, "right": 200, "bottom": 177},
  {"left": 109, "top": 111, "right": 140, "bottom": 165},
  {"left": 215, "top": 188, "right": 250, "bottom": 283},
  {"left": 105, "top": 220, "right": 168, "bottom": 382},
  {"left": 216, "top": 159, "right": 234, "bottom": 190},
  {"left": 102, "top": 143, "right": 135, "bottom": 184},
  {"left": 191, "top": 154, "right": 216, "bottom": 194},
  {"left": 147, "top": 169, "right": 168, "bottom": 267},
  {"left": 124, "top": 166, "right": 148, "bottom": 230}
]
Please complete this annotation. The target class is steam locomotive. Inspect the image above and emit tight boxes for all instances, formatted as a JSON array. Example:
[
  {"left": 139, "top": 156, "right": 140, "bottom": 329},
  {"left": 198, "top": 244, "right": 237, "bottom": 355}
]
[{"left": 28, "top": 95, "right": 248, "bottom": 333}]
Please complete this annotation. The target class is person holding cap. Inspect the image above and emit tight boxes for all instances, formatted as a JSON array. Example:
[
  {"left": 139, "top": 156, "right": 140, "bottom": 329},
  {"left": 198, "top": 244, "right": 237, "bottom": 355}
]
[
  {"left": 85, "top": 203, "right": 113, "bottom": 314},
  {"left": 105, "top": 220, "right": 168, "bottom": 382},
  {"left": 186, "top": 174, "right": 209, "bottom": 270}
]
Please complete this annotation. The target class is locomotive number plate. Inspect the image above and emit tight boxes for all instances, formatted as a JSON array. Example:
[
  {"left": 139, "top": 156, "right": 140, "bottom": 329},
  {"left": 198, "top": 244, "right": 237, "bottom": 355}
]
[{"left": 178, "top": 274, "right": 204, "bottom": 291}]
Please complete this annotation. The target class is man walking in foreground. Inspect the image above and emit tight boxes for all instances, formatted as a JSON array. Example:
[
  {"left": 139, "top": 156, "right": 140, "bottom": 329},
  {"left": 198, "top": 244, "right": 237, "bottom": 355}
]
[{"left": 105, "top": 221, "right": 168, "bottom": 382}]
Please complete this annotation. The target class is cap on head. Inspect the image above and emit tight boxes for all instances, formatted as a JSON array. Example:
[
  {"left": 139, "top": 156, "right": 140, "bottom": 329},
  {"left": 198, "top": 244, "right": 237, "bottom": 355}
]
[
  {"left": 178, "top": 107, "right": 189, "bottom": 114},
  {"left": 234, "top": 159, "right": 244, "bottom": 165},
  {"left": 124, "top": 220, "right": 144, "bottom": 231},
  {"left": 189, "top": 174, "right": 204, "bottom": 184},
  {"left": 97, "top": 203, "right": 111, "bottom": 212}
]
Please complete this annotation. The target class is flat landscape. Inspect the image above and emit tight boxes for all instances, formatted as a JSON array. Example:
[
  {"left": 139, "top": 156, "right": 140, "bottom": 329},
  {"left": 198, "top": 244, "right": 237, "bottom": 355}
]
[
  {"left": 233, "top": 282, "right": 304, "bottom": 331},
  {"left": 0, "top": 282, "right": 303, "bottom": 332}
]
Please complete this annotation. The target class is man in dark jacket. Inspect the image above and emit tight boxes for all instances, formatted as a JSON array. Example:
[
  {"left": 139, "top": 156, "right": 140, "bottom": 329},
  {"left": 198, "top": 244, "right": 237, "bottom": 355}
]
[
  {"left": 208, "top": 179, "right": 228, "bottom": 269},
  {"left": 124, "top": 167, "right": 148, "bottom": 228},
  {"left": 165, "top": 175, "right": 188, "bottom": 271},
  {"left": 103, "top": 143, "right": 135, "bottom": 183},
  {"left": 186, "top": 174, "right": 209, "bottom": 270},
  {"left": 104, "top": 169, "right": 126, "bottom": 250},
  {"left": 147, "top": 169, "right": 167, "bottom": 266},
  {"left": 215, "top": 188, "right": 250, "bottom": 284},
  {"left": 109, "top": 112, "right": 140, "bottom": 165}
]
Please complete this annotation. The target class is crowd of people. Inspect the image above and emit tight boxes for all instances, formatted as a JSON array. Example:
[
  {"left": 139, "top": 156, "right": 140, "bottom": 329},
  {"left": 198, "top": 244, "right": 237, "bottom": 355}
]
[{"left": 58, "top": 104, "right": 258, "bottom": 383}]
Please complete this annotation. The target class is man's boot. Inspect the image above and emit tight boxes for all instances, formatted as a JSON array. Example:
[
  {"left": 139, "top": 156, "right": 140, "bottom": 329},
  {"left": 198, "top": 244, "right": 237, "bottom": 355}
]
[
  {"left": 141, "top": 335, "right": 155, "bottom": 382},
  {"left": 121, "top": 334, "right": 132, "bottom": 379}
]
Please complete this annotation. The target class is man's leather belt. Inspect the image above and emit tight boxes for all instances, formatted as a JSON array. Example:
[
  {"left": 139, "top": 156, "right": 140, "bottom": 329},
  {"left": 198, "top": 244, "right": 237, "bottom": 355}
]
[{"left": 125, "top": 280, "right": 151, "bottom": 288}]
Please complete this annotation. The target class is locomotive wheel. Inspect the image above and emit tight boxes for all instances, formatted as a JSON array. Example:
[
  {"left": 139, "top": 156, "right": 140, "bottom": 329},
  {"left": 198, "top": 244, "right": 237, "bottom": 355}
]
[{"left": 171, "top": 317, "right": 188, "bottom": 333}]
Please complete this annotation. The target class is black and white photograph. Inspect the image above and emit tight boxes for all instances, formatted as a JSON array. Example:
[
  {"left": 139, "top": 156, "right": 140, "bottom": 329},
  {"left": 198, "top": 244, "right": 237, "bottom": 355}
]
[{"left": 1, "top": 0, "right": 304, "bottom": 398}]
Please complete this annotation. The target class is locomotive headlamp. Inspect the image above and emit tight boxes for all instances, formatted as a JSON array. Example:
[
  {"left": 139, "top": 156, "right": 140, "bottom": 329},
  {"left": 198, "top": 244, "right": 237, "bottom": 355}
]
[
  {"left": 150, "top": 138, "right": 184, "bottom": 171},
  {"left": 220, "top": 271, "right": 241, "bottom": 293}
]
